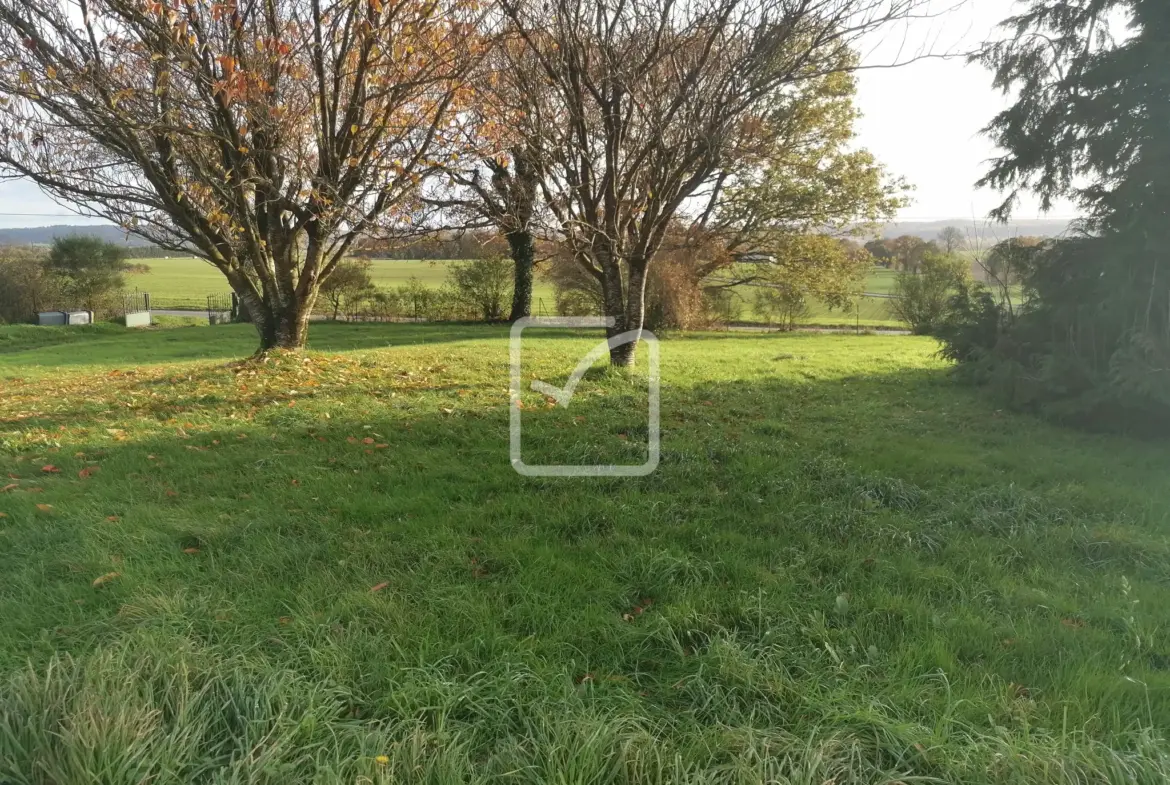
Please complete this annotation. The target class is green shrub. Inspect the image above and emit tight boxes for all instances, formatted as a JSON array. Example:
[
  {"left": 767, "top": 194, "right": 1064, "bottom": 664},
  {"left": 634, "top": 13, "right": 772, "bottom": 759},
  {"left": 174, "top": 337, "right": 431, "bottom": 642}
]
[
  {"left": 318, "top": 258, "right": 375, "bottom": 321},
  {"left": 0, "top": 246, "right": 57, "bottom": 323},
  {"left": 890, "top": 253, "right": 968, "bottom": 334},
  {"left": 449, "top": 256, "right": 513, "bottom": 321},
  {"left": 752, "top": 285, "right": 809, "bottom": 330},
  {"left": 935, "top": 282, "right": 1004, "bottom": 365},
  {"left": 46, "top": 236, "right": 129, "bottom": 316},
  {"left": 936, "top": 237, "right": 1170, "bottom": 433}
]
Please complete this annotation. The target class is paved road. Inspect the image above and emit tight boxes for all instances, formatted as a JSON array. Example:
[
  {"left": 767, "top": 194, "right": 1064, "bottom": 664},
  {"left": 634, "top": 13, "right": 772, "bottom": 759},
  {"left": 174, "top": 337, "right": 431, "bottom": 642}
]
[
  {"left": 154, "top": 309, "right": 208, "bottom": 319},
  {"left": 727, "top": 324, "right": 910, "bottom": 335}
]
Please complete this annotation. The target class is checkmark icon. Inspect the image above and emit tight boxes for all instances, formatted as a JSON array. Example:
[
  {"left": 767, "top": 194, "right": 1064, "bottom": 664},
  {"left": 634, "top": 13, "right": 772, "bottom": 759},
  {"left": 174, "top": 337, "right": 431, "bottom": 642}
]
[
  {"left": 509, "top": 317, "right": 661, "bottom": 477},
  {"left": 529, "top": 330, "right": 644, "bottom": 407}
]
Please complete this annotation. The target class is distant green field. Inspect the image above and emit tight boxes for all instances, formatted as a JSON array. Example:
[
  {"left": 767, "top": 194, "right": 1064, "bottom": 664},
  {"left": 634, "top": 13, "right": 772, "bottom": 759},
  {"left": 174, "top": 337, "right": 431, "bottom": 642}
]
[
  {"left": 132, "top": 257, "right": 902, "bottom": 326},
  {"left": 131, "top": 257, "right": 560, "bottom": 312}
]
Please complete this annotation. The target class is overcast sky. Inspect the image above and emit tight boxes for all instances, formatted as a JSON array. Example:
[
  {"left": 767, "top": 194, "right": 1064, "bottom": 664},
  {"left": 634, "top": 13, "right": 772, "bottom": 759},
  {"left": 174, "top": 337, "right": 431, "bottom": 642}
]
[
  {"left": 0, "top": 0, "right": 1079, "bottom": 230},
  {"left": 853, "top": 0, "right": 1079, "bottom": 222}
]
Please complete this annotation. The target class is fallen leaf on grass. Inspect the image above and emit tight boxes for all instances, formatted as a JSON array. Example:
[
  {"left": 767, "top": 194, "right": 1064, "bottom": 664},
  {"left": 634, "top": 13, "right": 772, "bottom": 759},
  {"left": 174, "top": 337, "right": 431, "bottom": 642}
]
[
  {"left": 41, "top": 465, "right": 60, "bottom": 473},
  {"left": 165, "top": 490, "right": 179, "bottom": 498},
  {"left": 1061, "top": 618, "right": 1085, "bottom": 629},
  {"left": 622, "top": 598, "right": 654, "bottom": 622},
  {"left": 106, "top": 515, "right": 120, "bottom": 522},
  {"left": 369, "top": 581, "right": 390, "bottom": 593},
  {"left": 375, "top": 443, "right": 388, "bottom": 449},
  {"left": 0, "top": 512, "right": 7, "bottom": 518},
  {"left": 0, "top": 484, "right": 17, "bottom": 493},
  {"left": 78, "top": 466, "right": 100, "bottom": 479},
  {"left": 92, "top": 572, "right": 120, "bottom": 588},
  {"left": 362, "top": 437, "right": 374, "bottom": 445},
  {"left": 182, "top": 547, "right": 200, "bottom": 554},
  {"left": 36, "top": 503, "right": 53, "bottom": 512}
]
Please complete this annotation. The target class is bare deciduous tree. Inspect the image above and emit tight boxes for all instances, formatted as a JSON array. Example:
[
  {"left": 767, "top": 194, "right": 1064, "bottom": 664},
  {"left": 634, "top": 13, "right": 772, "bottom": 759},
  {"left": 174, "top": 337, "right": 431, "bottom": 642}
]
[
  {"left": 938, "top": 225, "right": 965, "bottom": 254},
  {"left": 496, "top": 0, "right": 934, "bottom": 365},
  {"left": 0, "top": 0, "right": 484, "bottom": 350},
  {"left": 427, "top": 37, "right": 545, "bottom": 321}
]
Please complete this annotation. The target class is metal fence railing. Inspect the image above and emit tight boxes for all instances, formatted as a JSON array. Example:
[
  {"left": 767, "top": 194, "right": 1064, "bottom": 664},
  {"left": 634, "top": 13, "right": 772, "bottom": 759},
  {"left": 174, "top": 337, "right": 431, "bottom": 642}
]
[
  {"left": 120, "top": 291, "right": 151, "bottom": 315},
  {"left": 156, "top": 296, "right": 228, "bottom": 311}
]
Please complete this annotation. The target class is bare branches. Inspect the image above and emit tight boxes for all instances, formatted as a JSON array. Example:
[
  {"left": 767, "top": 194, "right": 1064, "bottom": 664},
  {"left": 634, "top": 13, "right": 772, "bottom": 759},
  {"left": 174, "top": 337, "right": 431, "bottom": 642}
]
[
  {"left": 488, "top": 0, "right": 930, "bottom": 361},
  {"left": 0, "top": 0, "right": 488, "bottom": 347}
]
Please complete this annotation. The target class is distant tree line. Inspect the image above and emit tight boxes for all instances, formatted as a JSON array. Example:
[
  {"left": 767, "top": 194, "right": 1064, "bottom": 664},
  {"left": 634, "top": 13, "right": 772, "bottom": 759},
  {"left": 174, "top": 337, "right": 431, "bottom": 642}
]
[{"left": 353, "top": 232, "right": 508, "bottom": 261}]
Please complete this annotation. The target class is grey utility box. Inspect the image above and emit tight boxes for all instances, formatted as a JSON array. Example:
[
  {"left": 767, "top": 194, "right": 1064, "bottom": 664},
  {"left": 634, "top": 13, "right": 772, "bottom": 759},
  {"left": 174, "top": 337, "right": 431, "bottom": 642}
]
[{"left": 37, "top": 310, "right": 93, "bottom": 326}]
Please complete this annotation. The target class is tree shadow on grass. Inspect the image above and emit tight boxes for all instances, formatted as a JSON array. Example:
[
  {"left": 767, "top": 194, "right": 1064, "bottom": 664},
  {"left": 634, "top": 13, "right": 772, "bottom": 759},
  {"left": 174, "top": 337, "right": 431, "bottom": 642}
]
[
  {"left": 0, "top": 321, "right": 915, "bottom": 377},
  {"left": 0, "top": 321, "right": 518, "bottom": 375}
]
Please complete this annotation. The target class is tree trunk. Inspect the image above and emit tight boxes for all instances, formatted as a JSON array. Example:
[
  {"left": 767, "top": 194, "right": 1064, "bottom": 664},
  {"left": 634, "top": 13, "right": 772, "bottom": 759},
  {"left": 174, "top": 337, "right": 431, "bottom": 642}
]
[
  {"left": 507, "top": 229, "right": 536, "bottom": 321},
  {"left": 228, "top": 279, "right": 314, "bottom": 352},
  {"left": 609, "top": 262, "right": 648, "bottom": 367},
  {"left": 269, "top": 300, "right": 312, "bottom": 350}
]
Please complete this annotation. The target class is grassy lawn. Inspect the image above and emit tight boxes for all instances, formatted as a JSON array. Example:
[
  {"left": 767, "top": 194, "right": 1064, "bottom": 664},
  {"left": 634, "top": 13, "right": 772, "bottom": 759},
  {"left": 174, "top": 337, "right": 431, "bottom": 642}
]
[{"left": 1, "top": 322, "right": 1167, "bottom": 782}]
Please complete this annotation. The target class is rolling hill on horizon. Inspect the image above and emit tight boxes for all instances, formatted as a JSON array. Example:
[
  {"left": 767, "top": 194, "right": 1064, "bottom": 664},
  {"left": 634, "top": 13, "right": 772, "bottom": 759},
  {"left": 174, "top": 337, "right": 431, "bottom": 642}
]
[
  {"left": 0, "top": 218, "right": 1077, "bottom": 249},
  {"left": 0, "top": 224, "right": 155, "bottom": 247}
]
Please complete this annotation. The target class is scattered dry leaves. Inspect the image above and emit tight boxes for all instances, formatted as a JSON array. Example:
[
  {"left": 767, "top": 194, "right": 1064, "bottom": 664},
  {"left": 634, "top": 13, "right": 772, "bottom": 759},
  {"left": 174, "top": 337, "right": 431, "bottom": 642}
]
[{"left": 92, "top": 571, "right": 121, "bottom": 588}]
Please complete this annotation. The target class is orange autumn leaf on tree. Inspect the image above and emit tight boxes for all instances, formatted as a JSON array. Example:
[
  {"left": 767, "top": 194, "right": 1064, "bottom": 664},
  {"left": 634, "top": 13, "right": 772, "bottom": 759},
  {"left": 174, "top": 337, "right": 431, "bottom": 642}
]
[{"left": 0, "top": 0, "right": 488, "bottom": 353}]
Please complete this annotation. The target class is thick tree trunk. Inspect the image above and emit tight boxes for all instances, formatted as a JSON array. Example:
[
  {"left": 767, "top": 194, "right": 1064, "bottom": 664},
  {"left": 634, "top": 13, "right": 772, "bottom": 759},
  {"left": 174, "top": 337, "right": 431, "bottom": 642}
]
[
  {"left": 268, "top": 300, "right": 312, "bottom": 350},
  {"left": 507, "top": 229, "right": 536, "bottom": 321},
  {"left": 608, "top": 263, "right": 648, "bottom": 367},
  {"left": 228, "top": 278, "right": 314, "bottom": 352}
]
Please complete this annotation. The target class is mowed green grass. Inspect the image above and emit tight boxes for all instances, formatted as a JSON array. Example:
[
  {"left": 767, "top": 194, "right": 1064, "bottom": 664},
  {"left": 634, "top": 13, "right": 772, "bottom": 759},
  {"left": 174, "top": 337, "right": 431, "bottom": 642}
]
[
  {"left": 1, "top": 322, "right": 1169, "bottom": 782},
  {"left": 132, "top": 257, "right": 561, "bottom": 312},
  {"left": 131, "top": 257, "right": 903, "bottom": 326}
]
